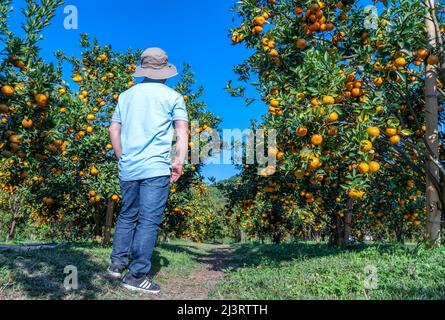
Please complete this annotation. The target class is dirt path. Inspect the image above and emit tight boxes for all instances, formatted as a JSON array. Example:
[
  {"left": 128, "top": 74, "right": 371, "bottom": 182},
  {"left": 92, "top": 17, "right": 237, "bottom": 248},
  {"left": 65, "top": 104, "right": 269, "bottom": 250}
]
[
  {"left": 151, "top": 245, "right": 239, "bottom": 300},
  {"left": 0, "top": 242, "right": 242, "bottom": 300}
]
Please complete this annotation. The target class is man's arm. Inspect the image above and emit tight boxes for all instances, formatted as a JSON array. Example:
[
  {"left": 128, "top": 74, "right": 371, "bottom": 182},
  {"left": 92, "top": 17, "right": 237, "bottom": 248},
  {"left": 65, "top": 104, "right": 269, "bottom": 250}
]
[
  {"left": 109, "top": 122, "right": 122, "bottom": 159},
  {"left": 171, "top": 120, "right": 189, "bottom": 183}
]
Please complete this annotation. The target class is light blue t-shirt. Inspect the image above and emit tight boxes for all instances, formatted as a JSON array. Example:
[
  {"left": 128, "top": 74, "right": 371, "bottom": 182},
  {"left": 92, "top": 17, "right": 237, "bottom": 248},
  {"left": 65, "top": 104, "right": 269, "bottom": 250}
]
[{"left": 111, "top": 81, "right": 188, "bottom": 182}]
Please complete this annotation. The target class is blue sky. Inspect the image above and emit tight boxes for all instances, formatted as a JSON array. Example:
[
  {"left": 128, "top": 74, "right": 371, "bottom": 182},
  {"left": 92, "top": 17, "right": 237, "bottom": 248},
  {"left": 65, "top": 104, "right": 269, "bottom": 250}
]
[{"left": 7, "top": 0, "right": 377, "bottom": 182}]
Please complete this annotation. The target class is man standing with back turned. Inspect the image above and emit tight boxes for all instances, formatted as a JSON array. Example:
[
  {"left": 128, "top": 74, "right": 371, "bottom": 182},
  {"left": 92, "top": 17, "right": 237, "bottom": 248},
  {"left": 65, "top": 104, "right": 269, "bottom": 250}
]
[{"left": 107, "top": 48, "right": 189, "bottom": 294}]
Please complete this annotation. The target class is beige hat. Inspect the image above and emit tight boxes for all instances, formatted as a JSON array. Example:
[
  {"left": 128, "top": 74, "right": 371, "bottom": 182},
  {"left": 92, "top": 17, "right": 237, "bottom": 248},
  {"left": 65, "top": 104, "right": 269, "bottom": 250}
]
[{"left": 133, "top": 48, "right": 178, "bottom": 79}]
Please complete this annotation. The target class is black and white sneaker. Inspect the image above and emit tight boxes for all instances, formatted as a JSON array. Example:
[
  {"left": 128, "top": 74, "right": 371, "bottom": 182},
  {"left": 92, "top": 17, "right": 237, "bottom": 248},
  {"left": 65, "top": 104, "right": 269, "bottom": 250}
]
[
  {"left": 107, "top": 265, "right": 125, "bottom": 279},
  {"left": 121, "top": 273, "right": 161, "bottom": 294}
]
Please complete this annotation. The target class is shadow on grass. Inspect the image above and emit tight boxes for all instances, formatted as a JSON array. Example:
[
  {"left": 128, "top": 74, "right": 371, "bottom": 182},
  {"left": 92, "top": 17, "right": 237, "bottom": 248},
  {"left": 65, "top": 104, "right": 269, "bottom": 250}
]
[
  {"left": 0, "top": 243, "right": 169, "bottom": 300},
  {"left": 157, "top": 241, "right": 410, "bottom": 272}
]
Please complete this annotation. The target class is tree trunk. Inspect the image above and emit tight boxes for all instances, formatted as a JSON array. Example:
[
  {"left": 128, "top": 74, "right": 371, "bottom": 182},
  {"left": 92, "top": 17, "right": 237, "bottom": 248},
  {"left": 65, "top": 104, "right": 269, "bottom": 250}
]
[
  {"left": 102, "top": 199, "right": 114, "bottom": 245},
  {"left": 424, "top": 0, "right": 442, "bottom": 246},
  {"left": 6, "top": 195, "right": 20, "bottom": 242},
  {"left": 335, "top": 216, "right": 344, "bottom": 247},
  {"left": 93, "top": 204, "right": 103, "bottom": 237},
  {"left": 7, "top": 214, "right": 17, "bottom": 241}
]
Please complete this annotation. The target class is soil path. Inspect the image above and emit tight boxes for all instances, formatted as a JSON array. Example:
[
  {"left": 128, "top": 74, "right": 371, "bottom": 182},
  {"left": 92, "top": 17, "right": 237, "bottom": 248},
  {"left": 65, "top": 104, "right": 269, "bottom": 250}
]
[{"left": 151, "top": 245, "right": 239, "bottom": 300}]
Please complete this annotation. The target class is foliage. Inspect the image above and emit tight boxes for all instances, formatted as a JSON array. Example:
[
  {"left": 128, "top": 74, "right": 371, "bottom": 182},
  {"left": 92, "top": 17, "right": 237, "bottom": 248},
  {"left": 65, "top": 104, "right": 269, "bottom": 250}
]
[
  {"left": 226, "top": 0, "right": 444, "bottom": 245},
  {"left": 0, "top": 0, "right": 222, "bottom": 242}
]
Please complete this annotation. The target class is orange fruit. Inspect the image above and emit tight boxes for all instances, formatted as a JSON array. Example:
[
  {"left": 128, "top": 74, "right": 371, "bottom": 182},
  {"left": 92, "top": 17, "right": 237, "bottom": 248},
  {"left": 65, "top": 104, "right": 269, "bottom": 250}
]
[
  {"left": 351, "top": 88, "right": 361, "bottom": 97},
  {"left": 254, "top": 16, "right": 266, "bottom": 26},
  {"left": 385, "top": 128, "right": 397, "bottom": 136},
  {"left": 73, "top": 75, "right": 83, "bottom": 83},
  {"left": 358, "top": 163, "right": 370, "bottom": 174},
  {"left": 90, "top": 167, "right": 99, "bottom": 175},
  {"left": 367, "top": 127, "right": 380, "bottom": 137},
  {"left": 35, "top": 94, "right": 48, "bottom": 107},
  {"left": 361, "top": 140, "right": 373, "bottom": 152},
  {"left": 309, "top": 157, "right": 321, "bottom": 169},
  {"left": 1, "top": 85, "right": 14, "bottom": 96},
  {"left": 87, "top": 114, "right": 95, "bottom": 121},
  {"left": 269, "top": 49, "right": 279, "bottom": 57},
  {"left": 348, "top": 188, "right": 365, "bottom": 199},
  {"left": 22, "top": 118, "right": 33, "bottom": 128},
  {"left": 354, "top": 80, "right": 364, "bottom": 88},
  {"left": 270, "top": 99, "right": 280, "bottom": 107},
  {"left": 417, "top": 48, "right": 429, "bottom": 59},
  {"left": 10, "top": 135, "right": 22, "bottom": 144},
  {"left": 253, "top": 26, "right": 263, "bottom": 33},
  {"left": 390, "top": 135, "right": 401, "bottom": 145},
  {"left": 106, "top": 144, "right": 113, "bottom": 150},
  {"left": 294, "top": 7, "right": 303, "bottom": 15},
  {"left": 373, "top": 77, "right": 383, "bottom": 86},
  {"left": 0, "top": 104, "right": 9, "bottom": 113},
  {"left": 394, "top": 57, "right": 407, "bottom": 67},
  {"left": 111, "top": 195, "right": 120, "bottom": 202},
  {"left": 369, "top": 161, "right": 381, "bottom": 173},
  {"left": 427, "top": 55, "right": 439, "bottom": 65},
  {"left": 43, "top": 197, "right": 54, "bottom": 205},
  {"left": 328, "top": 112, "right": 338, "bottom": 122},
  {"left": 322, "top": 96, "right": 335, "bottom": 105},
  {"left": 311, "top": 134, "right": 323, "bottom": 146},
  {"left": 54, "top": 140, "right": 63, "bottom": 148},
  {"left": 296, "top": 127, "right": 308, "bottom": 137},
  {"left": 89, "top": 190, "right": 96, "bottom": 197},
  {"left": 296, "top": 39, "right": 307, "bottom": 49}
]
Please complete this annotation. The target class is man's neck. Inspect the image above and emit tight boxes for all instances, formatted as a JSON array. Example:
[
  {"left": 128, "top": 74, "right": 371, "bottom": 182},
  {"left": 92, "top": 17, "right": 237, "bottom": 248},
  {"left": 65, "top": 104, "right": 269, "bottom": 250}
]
[{"left": 142, "top": 78, "right": 165, "bottom": 84}]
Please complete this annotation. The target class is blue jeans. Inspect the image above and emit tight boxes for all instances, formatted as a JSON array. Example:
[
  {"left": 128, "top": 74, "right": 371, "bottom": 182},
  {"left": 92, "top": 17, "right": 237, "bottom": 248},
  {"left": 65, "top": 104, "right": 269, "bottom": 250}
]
[{"left": 111, "top": 176, "right": 170, "bottom": 278}]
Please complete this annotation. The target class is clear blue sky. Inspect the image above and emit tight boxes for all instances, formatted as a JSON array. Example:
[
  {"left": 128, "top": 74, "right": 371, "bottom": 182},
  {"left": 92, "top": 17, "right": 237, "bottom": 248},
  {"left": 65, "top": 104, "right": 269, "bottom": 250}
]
[{"left": 7, "top": 0, "right": 376, "bottom": 182}]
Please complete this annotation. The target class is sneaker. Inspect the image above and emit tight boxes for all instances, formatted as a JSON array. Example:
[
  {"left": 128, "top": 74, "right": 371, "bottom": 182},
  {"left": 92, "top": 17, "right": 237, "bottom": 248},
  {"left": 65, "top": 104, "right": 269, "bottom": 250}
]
[
  {"left": 107, "top": 264, "right": 125, "bottom": 279},
  {"left": 121, "top": 273, "right": 161, "bottom": 294}
]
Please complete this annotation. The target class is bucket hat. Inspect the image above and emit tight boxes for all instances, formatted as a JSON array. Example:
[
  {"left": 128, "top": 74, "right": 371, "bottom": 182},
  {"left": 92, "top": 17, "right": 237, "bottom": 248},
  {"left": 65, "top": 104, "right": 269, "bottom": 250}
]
[{"left": 133, "top": 48, "right": 178, "bottom": 80}]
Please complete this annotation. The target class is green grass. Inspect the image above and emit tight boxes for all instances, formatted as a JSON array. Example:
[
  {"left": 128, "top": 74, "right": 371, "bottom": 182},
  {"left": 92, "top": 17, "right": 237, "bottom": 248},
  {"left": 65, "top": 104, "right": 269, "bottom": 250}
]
[
  {"left": 1, "top": 240, "right": 444, "bottom": 300},
  {"left": 211, "top": 242, "right": 445, "bottom": 300},
  {"left": 0, "top": 240, "right": 204, "bottom": 300}
]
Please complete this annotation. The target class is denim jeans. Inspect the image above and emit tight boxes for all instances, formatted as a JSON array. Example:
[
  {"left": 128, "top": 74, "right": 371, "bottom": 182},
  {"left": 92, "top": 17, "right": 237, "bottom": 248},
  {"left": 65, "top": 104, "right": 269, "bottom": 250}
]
[{"left": 111, "top": 176, "right": 170, "bottom": 278}]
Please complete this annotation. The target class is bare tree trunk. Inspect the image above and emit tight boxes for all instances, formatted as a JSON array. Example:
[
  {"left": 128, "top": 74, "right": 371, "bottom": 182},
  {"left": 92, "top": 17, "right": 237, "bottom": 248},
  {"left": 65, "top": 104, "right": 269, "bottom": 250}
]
[
  {"left": 7, "top": 213, "right": 17, "bottom": 241},
  {"left": 102, "top": 200, "right": 114, "bottom": 245},
  {"left": 335, "top": 216, "right": 344, "bottom": 247},
  {"left": 424, "top": 0, "right": 442, "bottom": 246},
  {"left": 93, "top": 203, "right": 103, "bottom": 237},
  {"left": 6, "top": 195, "right": 20, "bottom": 241}
]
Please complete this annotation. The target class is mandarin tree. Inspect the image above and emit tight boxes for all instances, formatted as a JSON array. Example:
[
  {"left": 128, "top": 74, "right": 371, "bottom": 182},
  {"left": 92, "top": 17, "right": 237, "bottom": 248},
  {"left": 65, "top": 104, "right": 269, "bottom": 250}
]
[
  {"left": 228, "top": 0, "right": 444, "bottom": 246},
  {"left": 0, "top": 0, "right": 66, "bottom": 240}
]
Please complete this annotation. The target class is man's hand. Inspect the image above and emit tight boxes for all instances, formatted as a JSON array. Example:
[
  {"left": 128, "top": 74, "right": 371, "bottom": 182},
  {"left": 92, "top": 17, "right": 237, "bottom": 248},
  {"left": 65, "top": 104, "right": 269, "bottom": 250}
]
[
  {"left": 171, "top": 163, "right": 183, "bottom": 184},
  {"left": 171, "top": 120, "right": 189, "bottom": 184}
]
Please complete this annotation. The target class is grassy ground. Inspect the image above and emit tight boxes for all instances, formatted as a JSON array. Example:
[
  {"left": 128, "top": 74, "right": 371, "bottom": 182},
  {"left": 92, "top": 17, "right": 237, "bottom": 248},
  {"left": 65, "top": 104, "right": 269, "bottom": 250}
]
[
  {"left": 212, "top": 242, "right": 445, "bottom": 300},
  {"left": 0, "top": 240, "right": 444, "bottom": 300}
]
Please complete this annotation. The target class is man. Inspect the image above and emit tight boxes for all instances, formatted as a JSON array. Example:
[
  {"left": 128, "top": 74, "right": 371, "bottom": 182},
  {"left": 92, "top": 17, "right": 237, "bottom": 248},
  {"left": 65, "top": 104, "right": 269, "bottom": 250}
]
[{"left": 107, "top": 48, "right": 189, "bottom": 294}]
